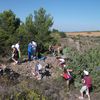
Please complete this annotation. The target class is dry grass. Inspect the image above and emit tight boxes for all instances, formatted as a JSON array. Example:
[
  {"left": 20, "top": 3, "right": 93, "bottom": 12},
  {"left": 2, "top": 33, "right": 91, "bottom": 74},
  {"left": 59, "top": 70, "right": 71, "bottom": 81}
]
[{"left": 66, "top": 32, "right": 100, "bottom": 37}]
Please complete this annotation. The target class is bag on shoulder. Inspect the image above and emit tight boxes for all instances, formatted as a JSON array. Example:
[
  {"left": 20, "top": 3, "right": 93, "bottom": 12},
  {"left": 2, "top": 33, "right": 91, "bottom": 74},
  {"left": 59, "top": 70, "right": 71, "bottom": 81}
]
[{"left": 63, "top": 73, "right": 71, "bottom": 79}]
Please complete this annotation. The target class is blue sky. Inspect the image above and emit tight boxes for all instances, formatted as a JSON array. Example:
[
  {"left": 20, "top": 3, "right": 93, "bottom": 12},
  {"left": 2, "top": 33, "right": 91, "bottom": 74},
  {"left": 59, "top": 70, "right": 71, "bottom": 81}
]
[{"left": 0, "top": 0, "right": 100, "bottom": 32}]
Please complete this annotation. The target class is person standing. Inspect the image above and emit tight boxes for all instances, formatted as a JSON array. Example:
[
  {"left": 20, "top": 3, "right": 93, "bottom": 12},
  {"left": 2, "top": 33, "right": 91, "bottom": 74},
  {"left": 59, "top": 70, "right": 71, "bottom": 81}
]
[
  {"left": 15, "top": 41, "right": 21, "bottom": 59},
  {"left": 28, "top": 42, "right": 33, "bottom": 61},
  {"left": 32, "top": 41, "right": 37, "bottom": 58},
  {"left": 79, "top": 70, "right": 92, "bottom": 100},
  {"left": 61, "top": 68, "right": 73, "bottom": 90},
  {"left": 11, "top": 45, "right": 19, "bottom": 64}
]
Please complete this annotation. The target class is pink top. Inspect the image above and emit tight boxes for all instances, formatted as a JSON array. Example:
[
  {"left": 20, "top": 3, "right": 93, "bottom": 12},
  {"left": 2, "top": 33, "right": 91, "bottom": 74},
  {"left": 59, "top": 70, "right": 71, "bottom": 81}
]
[{"left": 84, "top": 75, "right": 92, "bottom": 88}]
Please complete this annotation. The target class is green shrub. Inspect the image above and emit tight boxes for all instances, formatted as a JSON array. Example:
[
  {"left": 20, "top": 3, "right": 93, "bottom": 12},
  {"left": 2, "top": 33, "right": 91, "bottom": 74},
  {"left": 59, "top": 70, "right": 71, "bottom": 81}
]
[{"left": 64, "top": 46, "right": 100, "bottom": 91}]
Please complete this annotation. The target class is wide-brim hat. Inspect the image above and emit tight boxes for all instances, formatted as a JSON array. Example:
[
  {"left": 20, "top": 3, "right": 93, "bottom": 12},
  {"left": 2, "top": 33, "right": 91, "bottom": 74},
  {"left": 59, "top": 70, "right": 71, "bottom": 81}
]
[{"left": 83, "top": 70, "right": 89, "bottom": 75}]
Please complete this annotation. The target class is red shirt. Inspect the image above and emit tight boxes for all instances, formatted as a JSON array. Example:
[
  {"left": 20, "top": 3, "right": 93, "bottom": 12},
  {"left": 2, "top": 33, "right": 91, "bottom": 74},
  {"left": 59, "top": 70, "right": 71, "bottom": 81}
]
[{"left": 84, "top": 75, "right": 92, "bottom": 88}]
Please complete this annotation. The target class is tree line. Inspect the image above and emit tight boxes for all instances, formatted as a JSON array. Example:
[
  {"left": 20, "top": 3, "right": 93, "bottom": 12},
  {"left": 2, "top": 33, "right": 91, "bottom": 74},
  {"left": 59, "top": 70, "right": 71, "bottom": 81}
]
[{"left": 0, "top": 8, "right": 56, "bottom": 56}]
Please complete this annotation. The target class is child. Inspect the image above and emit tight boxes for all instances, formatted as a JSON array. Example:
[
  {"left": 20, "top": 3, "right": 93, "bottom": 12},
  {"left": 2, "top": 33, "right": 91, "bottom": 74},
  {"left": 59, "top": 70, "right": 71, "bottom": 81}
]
[
  {"left": 61, "top": 68, "right": 73, "bottom": 90},
  {"left": 79, "top": 70, "right": 92, "bottom": 100}
]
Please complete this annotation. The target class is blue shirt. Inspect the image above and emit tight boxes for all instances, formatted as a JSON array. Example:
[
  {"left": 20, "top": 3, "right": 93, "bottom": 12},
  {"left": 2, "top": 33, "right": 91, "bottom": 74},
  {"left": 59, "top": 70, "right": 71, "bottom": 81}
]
[{"left": 28, "top": 43, "right": 32, "bottom": 53}]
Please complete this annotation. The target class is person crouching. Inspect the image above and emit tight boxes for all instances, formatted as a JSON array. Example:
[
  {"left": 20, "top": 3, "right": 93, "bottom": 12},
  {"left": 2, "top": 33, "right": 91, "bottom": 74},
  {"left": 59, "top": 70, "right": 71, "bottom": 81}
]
[{"left": 32, "top": 61, "right": 43, "bottom": 80}]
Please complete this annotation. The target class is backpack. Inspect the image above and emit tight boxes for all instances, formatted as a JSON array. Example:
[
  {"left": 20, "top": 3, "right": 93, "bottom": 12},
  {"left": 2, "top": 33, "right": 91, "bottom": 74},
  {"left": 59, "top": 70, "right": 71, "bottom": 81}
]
[{"left": 63, "top": 73, "right": 71, "bottom": 79}]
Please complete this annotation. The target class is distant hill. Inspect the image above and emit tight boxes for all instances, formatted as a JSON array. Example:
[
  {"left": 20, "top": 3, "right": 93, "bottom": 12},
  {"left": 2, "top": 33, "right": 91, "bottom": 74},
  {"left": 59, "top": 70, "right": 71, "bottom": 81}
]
[{"left": 66, "top": 31, "right": 100, "bottom": 37}]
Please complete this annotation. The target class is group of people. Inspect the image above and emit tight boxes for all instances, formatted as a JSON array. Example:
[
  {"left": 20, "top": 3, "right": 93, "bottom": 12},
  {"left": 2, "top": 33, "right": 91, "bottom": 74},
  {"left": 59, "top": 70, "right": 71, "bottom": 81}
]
[
  {"left": 11, "top": 41, "right": 63, "bottom": 64},
  {"left": 56, "top": 56, "right": 92, "bottom": 100},
  {"left": 11, "top": 41, "right": 92, "bottom": 100},
  {"left": 11, "top": 40, "right": 37, "bottom": 64},
  {"left": 32, "top": 60, "right": 51, "bottom": 80}
]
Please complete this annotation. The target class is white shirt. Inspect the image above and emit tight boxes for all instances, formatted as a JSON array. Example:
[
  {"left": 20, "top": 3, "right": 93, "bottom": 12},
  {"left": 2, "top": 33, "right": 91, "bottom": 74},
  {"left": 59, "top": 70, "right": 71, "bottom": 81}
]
[
  {"left": 38, "top": 64, "right": 42, "bottom": 70},
  {"left": 15, "top": 43, "right": 20, "bottom": 51}
]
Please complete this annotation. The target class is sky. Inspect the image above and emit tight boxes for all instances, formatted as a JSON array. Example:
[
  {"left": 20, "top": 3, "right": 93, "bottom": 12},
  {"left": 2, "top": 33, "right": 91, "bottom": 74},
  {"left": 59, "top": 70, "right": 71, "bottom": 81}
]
[{"left": 0, "top": 0, "right": 100, "bottom": 32}]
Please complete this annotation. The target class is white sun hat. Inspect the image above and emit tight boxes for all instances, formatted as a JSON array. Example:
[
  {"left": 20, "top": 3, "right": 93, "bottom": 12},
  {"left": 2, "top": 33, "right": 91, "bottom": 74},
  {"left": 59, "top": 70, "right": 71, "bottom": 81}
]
[
  {"left": 83, "top": 70, "right": 89, "bottom": 75},
  {"left": 32, "top": 41, "right": 37, "bottom": 47}
]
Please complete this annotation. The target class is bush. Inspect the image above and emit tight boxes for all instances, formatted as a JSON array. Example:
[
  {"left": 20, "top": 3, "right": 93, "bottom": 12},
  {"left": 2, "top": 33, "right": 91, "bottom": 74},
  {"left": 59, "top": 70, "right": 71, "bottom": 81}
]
[
  {"left": 64, "top": 46, "right": 100, "bottom": 91},
  {"left": 59, "top": 32, "right": 66, "bottom": 38}
]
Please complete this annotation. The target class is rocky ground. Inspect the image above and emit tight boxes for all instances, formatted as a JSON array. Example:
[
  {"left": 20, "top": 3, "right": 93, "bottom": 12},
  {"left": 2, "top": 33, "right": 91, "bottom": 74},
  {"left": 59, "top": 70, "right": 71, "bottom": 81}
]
[{"left": 0, "top": 56, "right": 100, "bottom": 100}]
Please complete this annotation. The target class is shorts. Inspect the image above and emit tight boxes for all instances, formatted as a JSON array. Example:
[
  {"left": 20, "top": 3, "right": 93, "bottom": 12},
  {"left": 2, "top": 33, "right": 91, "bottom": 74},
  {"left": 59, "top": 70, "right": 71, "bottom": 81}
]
[{"left": 80, "top": 85, "right": 89, "bottom": 95}]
